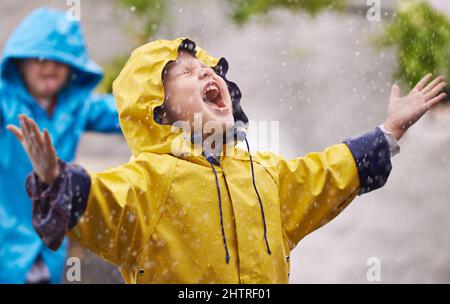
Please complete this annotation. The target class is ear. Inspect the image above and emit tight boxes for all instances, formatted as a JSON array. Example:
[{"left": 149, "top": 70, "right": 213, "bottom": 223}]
[{"left": 154, "top": 106, "right": 170, "bottom": 124}]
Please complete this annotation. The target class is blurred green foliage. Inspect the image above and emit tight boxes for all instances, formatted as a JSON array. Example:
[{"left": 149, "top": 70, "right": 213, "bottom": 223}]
[
  {"left": 97, "top": 55, "right": 130, "bottom": 94},
  {"left": 98, "top": 0, "right": 167, "bottom": 93},
  {"left": 376, "top": 0, "right": 450, "bottom": 89},
  {"left": 228, "top": 0, "right": 347, "bottom": 24},
  {"left": 119, "top": 0, "right": 167, "bottom": 43}
]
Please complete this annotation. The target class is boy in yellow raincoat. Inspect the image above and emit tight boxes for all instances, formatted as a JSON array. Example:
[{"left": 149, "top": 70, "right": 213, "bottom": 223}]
[{"left": 8, "top": 38, "right": 447, "bottom": 283}]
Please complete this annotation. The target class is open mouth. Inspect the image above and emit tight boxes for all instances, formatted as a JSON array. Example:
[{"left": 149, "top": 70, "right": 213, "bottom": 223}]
[
  {"left": 41, "top": 76, "right": 60, "bottom": 90},
  {"left": 202, "top": 81, "right": 228, "bottom": 111}
]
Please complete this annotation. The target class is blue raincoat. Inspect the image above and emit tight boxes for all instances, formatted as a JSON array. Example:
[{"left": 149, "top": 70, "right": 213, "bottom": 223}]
[{"left": 0, "top": 8, "right": 121, "bottom": 283}]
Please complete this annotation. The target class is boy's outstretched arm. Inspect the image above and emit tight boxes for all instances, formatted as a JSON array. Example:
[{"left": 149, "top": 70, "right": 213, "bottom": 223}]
[
  {"left": 7, "top": 115, "right": 87, "bottom": 251},
  {"left": 275, "top": 74, "right": 446, "bottom": 251},
  {"left": 7, "top": 115, "right": 166, "bottom": 266}
]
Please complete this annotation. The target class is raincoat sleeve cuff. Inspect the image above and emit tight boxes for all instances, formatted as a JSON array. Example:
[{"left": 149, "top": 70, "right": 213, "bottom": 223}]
[
  {"left": 343, "top": 127, "right": 392, "bottom": 195},
  {"left": 379, "top": 124, "right": 401, "bottom": 157},
  {"left": 26, "top": 160, "right": 91, "bottom": 251}
]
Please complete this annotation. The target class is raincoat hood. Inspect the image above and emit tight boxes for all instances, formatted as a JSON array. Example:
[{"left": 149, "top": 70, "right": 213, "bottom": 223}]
[
  {"left": 113, "top": 38, "right": 248, "bottom": 157},
  {"left": 1, "top": 7, "right": 102, "bottom": 92}
]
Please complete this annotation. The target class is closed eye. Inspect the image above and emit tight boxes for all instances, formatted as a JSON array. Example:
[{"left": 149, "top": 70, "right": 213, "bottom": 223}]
[
  {"left": 178, "top": 68, "right": 192, "bottom": 77},
  {"left": 176, "top": 61, "right": 211, "bottom": 77},
  {"left": 201, "top": 63, "right": 213, "bottom": 72}
]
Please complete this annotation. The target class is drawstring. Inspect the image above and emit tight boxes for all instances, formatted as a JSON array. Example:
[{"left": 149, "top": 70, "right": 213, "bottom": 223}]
[
  {"left": 202, "top": 135, "right": 272, "bottom": 265},
  {"left": 203, "top": 152, "right": 231, "bottom": 264},
  {"left": 244, "top": 137, "right": 272, "bottom": 255}
]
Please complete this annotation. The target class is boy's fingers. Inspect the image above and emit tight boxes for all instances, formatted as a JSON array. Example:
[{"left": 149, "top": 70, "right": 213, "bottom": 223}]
[
  {"left": 425, "top": 92, "right": 447, "bottom": 110},
  {"left": 18, "top": 117, "right": 37, "bottom": 154},
  {"left": 24, "top": 116, "right": 44, "bottom": 150},
  {"left": 43, "top": 129, "right": 56, "bottom": 155},
  {"left": 21, "top": 116, "right": 40, "bottom": 155},
  {"left": 6, "top": 125, "right": 24, "bottom": 142},
  {"left": 19, "top": 116, "right": 32, "bottom": 144},
  {"left": 26, "top": 116, "right": 44, "bottom": 147},
  {"left": 390, "top": 84, "right": 400, "bottom": 99},
  {"left": 414, "top": 73, "right": 433, "bottom": 91},
  {"left": 422, "top": 76, "right": 444, "bottom": 94},
  {"left": 425, "top": 82, "right": 447, "bottom": 101},
  {"left": 43, "top": 129, "right": 58, "bottom": 163},
  {"left": 21, "top": 116, "right": 39, "bottom": 149}
]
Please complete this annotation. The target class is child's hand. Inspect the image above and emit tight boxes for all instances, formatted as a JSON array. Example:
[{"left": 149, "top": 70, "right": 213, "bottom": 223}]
[
  {"left": 7, "top": 115, "right": 60, "bottom": 185},
  {"left": 384, "top": 74, "right": 447, "bottom": 140}
]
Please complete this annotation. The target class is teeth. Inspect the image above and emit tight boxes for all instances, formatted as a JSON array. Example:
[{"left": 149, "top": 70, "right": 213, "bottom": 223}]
[
  {"left": 205, "top": 85, "right": 218, "bottom": 93},
  {"left": 203, "top": 83, "right": 220, "bottom": 103}
]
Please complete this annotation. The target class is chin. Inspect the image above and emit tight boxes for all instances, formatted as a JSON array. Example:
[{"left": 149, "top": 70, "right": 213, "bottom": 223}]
[
  {"left": 200, "top": 117, "right": 231, "bottom": 134},
  {"left": 35, "top": 86, "right": 54, "bottom": 95}
]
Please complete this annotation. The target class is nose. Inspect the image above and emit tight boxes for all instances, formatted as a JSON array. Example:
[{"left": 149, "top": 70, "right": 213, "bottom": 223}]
[
  {"left": 41, "top": 61, "right": 54, "bottom": 73},
  {"left": 199, "top": 67, "right": 213, "bottom": 79},
  {"left": 41, "top": 60, "right": 58, "bottom": 73}
]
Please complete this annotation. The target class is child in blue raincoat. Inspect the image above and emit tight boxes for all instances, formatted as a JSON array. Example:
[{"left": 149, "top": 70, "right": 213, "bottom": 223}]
[{"left": 0, "top": 8, "right": 121, "bottom": 283}]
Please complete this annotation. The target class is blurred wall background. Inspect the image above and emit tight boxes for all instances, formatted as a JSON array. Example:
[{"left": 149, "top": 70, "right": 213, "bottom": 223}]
[{"left": 1, "top": 0, "right": 449, "bottom": 283}]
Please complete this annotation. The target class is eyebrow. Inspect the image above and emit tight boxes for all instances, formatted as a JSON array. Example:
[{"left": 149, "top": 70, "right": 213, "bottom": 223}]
[{"left": 169, "top": 57, "right": 210, "bottom": 74}]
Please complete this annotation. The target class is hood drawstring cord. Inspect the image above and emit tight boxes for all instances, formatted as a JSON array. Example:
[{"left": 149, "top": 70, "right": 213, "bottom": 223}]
[
  {"left": 203, "top": 152, "right": 231, "bottom": 264},
  {"left": 244, "top": 137, "right": 272, "bottom": 255},
  {"left": 201, "top": 132, "right": 272, "bottom": 265}
]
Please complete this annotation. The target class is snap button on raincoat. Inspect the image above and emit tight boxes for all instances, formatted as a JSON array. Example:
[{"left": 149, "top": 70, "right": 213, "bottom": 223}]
[{"left": 67, "top": 38, "right": 361, "bottom": 283}]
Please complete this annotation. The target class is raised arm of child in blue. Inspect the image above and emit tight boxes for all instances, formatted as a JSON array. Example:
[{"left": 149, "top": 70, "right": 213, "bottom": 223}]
[
  {"left": 10, "top": 38, "right": 447, "bottom": 284},
  {"left": 0, "top": 7, "right": 122, "bottom": 284}
]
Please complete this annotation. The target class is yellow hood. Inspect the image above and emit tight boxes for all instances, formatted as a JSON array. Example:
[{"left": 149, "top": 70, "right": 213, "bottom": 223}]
[{"left": 112, "top": 38, "right": 248, "bottom": 157}]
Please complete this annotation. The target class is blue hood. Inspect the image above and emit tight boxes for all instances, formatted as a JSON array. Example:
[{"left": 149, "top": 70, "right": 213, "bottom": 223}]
[{"left": 1, "top": 7, "right": 102, "bottom": 90}]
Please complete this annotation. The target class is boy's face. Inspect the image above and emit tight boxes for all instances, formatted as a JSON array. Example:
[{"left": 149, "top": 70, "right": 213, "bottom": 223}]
[
  {"left": 161, "top": 51, "right": 234, "bottom": 135},
  {"left": 19, "top": 59, "right": 70, "bottom": 99}
]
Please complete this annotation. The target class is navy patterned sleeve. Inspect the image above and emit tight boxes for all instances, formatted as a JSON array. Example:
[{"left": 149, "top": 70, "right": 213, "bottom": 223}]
[
  {"left": 26, "top": 160, "right": 91, "bottom": 251},
  {"left": 343, "top": 127, "right": 392, "bottom": 194}
]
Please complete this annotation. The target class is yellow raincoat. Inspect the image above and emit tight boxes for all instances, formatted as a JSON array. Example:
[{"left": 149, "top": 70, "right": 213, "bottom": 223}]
[{"left": 68, "top": 38, "right": 361, "bottom": 283}]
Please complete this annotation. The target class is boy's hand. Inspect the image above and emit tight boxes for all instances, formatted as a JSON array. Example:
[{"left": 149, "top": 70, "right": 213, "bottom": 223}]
[
  {"left": 384, "top": 74, "right": 447, "bottom": 141},
  {"left": 7, "top": 114, "right": 59, "bottom": 185}
]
